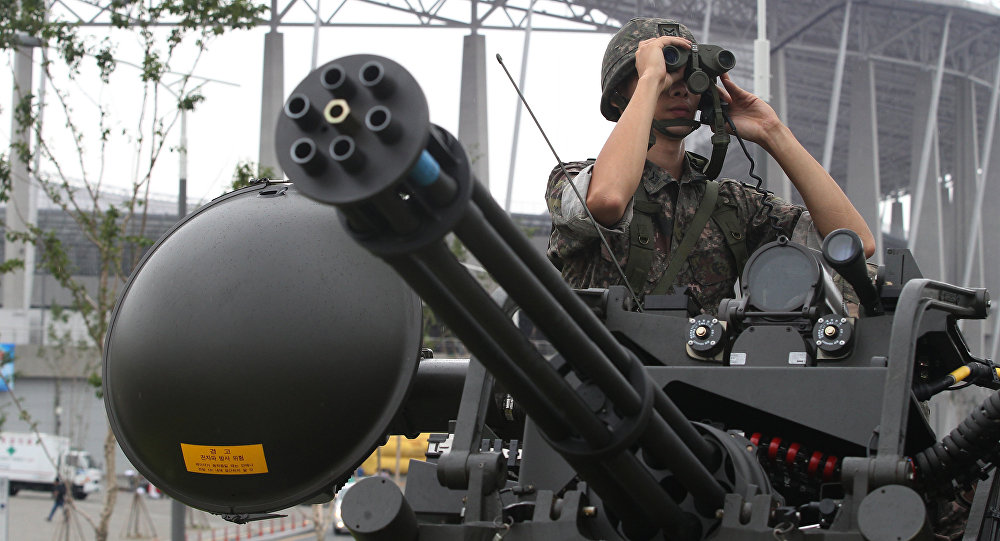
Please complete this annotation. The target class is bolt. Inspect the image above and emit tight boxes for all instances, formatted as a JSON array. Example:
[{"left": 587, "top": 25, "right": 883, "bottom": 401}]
[
  {"left": 582, "top": 506, "right": 597, "bottom": 517},
  {"left": 715, "top": 509, "right": 725, "bottom": 519}
]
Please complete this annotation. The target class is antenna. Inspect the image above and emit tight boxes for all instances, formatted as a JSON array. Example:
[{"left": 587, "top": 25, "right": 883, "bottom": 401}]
[{"left": 495, "top": 54, "right": 643, "bottom": 311}]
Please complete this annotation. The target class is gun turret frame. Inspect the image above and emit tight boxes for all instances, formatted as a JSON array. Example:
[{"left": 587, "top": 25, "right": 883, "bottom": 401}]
[{"left": 104, "top": 55, "right": 1000, "bottom": 541}]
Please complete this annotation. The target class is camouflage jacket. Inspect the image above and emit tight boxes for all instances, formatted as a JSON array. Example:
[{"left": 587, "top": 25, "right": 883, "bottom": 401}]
[{"left": 546, "top": 157, "right": 804, "bottom": 314}]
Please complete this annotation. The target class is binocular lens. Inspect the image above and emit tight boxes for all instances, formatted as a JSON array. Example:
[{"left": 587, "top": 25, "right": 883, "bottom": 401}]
[
  {"left": 662, "top": 46, "right": 682, "bottom": 68},
  {"left": 716, "top": 50, "right": 736, "bottom": 71}
]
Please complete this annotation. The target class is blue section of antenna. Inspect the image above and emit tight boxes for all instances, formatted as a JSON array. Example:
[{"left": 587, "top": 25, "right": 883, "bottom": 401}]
[{"left": 409, "top": 150, "right": 441, "bottom": 186}]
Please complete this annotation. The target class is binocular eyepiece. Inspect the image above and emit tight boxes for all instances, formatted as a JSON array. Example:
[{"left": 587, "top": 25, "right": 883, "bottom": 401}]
[{"left": 662, "top": 44, "right": 736, "bottom": 94}]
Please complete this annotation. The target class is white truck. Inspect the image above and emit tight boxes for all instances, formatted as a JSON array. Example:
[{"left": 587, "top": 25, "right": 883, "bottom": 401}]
[{"left": 0, "top": 432, "right": 102, "bottom": 499}]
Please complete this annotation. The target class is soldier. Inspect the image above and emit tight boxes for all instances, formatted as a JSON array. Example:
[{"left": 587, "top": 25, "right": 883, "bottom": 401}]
[{"left": 546, "top": 17, "right": 875, "bottom": 314}]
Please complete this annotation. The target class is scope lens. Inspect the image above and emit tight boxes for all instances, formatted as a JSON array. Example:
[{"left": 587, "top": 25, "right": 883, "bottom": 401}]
[
  {"left": 717, "top": 50, "right": 736, "bottom": 71},
  {"left": 824, "top": 231, "right": 860, "bottom": 264},
  {"left": 663, "top": 46, "right": 680, "bottom": 65},
  {"left": 746, "top": 245, "right": 817, "bottom": 311}
]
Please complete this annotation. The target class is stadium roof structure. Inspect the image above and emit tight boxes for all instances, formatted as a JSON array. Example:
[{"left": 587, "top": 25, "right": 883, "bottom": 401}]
[
  {"left": 245, "top": 0, "right": 1000, "bottom": 195},
  {"left": 25, "top": 1, "right": 1000, "bottom": 308},
  {"left": 45, "top": 0, "right": 1000, "bottom": 200},
  {"left": 243, "top": 0, "right": 1000, "bottom": 284}
]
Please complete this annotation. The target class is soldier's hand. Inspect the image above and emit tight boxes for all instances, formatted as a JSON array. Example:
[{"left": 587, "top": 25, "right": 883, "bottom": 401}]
[
  {"left": 716, "top": 73, "right": 782, "bottom": 144},
  {"left": 634, "top": 36, "right": 691, "bottom": 94}
]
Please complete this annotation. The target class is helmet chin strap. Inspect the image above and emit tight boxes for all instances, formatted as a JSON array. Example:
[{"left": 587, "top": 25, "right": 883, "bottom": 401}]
[
  {"left": 647, "top": 118, "right": 700, "bottom": 147},
  {"left": 646, "top": 86, "right": 730, "bottom": 180},
  {"left": 615, "top": 86, "right": 731, "bottom": 180}
]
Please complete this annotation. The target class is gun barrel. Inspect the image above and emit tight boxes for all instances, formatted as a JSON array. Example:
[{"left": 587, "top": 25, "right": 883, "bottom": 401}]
[{"left": 274, "top": 54, "right": 728, "bottom": 536}]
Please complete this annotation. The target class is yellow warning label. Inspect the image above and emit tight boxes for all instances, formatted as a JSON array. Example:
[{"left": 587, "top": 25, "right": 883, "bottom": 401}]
[{"left": 180, "top": 443, "right": 269, "bottom": 475}]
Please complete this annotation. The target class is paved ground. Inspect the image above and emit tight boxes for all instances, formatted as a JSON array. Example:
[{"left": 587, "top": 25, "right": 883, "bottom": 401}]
[{"left": 4, "top": 490, "right": 350, "bottom": 541}]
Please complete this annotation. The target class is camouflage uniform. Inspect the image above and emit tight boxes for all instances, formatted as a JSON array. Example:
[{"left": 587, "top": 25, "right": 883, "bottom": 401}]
[
  {"left": 546, "top": 156, "right": 804, "bottom": 314},
  {"left": 556, "top": 16, "right": 864, "bottom": 314}
]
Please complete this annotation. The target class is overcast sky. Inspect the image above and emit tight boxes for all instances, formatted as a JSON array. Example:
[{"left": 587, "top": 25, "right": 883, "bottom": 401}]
[{"left": 0, "top": 13, "right": 634, "bottom": 217}]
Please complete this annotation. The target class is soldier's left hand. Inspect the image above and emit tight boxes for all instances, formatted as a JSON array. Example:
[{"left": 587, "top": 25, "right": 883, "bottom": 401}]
[{"left": 715, "top": 73, "right": 781, "bottom": 144}]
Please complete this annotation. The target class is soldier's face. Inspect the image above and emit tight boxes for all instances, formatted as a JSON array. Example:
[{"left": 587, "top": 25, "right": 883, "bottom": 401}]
[{"left": 620, "top": 74, "right": 700, "bottom": 137}]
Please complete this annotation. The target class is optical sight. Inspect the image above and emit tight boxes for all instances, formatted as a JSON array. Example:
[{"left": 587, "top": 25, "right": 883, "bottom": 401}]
[{"left": 658, "top": 23, "right": 735, "bottom": 95}]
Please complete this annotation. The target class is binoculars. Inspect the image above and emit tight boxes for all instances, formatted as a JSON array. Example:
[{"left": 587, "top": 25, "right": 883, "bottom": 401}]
[{"left": 661, "top": 43, "right": 735, "bottom": 94}]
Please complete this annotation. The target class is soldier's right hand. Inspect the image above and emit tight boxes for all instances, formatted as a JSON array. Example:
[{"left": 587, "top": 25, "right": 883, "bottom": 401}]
[{"left": 634, "top": 36, "right": 691, "bottom": 94}]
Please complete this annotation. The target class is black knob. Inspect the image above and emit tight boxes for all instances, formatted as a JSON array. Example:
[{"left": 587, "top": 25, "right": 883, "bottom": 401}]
[
  {"left": 813, "top": 315, "right": 854, "bottom": 357},
  {"left": 688, "top": 314, "right": 725, "bottom": 357}
]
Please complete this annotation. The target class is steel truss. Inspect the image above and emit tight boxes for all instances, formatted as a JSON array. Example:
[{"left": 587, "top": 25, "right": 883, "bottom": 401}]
[{"left": 30, "top": 0, "right": 1000, "bottom": 360}]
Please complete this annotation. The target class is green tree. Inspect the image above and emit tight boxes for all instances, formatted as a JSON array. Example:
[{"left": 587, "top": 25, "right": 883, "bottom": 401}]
[
  {"left": 230, "top": 158, "right": 276, "bottom": 192},
  {"left": 1, "top": 2, "right": 266, "bottom": 540}
]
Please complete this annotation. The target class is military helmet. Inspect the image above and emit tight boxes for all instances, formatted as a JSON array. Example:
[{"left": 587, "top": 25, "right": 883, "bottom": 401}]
[{"left": 600, "top": 17, "right": 696, "bottom": 122}]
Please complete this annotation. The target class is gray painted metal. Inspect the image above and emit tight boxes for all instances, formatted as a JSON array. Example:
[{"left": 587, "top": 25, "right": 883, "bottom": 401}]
[
  {"left": 986, "top": 132, "right": 1000, "bottom": 361},
  {"left": 962, "top": 51, "right": 1000, "bottom": 288},
  {"left": 847, "top": 60, "right": 883, "bottom": 265},
  {"left": 0, "top": 478, "right": 6, "bottom": 541},
  {"left": 259, "top": 30, "right": 285, "bottom": 177},
  {"left": 702, "top": 0, "right": 714, "bottom": 43},
  {"left": 856, "top": 485, "right": 930, "bottom": 541},
  {"left": 908, "top": 10, "right": 951, "bottom": 255},
  {"left": 753, "top": 0, "right": 769, "bottom": 101},
  {"left": 891, "top": 199, "right": 905, "bottom": 239},
  {"left": 179, "top": 110, "right": 188, "bottom": 218},
  {"left": 504, "top": 0, "right": 535, "bottom": 212},
  {"left": 4, "top": 37, "right": 36, "bottom": 312},
  {"left": 459, "top": 33, "right": 490, "bottom": 187},
  {"left": 171, "top": 500, "right": 184, "bottom": 541},
  {"left": 821, "top": 1, "right": 851, "bottom": 171},
  {"left": 879, "top": 278, "right": 988, "bottom": 457},
  {"left": 954, "top": 79, "right": 983, "bottom": 355},
  {"left": 954, "top": 78, "right": 978, "bottom": 286},
  {"left": 908, "top": 71, "right": 945, "bottom": 280},
  {"left": 767, "top": 48, "right": 792, "bottom": 202},
  {"left": 933, "top": 131, "right": 947, "bottom": 281}
]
